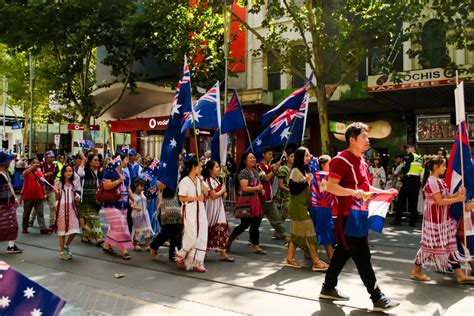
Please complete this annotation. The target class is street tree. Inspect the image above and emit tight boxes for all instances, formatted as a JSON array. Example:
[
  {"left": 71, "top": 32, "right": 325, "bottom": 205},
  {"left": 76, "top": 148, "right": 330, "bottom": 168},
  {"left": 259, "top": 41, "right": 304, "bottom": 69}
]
[{"left": 232, "top": 0, "right": 473, "bottom": 153}]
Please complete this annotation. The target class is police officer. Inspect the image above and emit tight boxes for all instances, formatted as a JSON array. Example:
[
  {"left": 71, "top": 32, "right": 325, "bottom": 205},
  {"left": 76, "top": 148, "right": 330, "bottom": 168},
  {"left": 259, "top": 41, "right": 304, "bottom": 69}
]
[{"left": 392, "top": 144, "right": 423, "bottom": 227}]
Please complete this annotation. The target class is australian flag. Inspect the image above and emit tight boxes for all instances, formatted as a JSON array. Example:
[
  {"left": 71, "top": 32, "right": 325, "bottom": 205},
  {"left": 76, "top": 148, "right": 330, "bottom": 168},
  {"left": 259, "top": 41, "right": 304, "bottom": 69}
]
[
  {"left": 181, "top": 82, "right": 219, "bottom": 133},
  {"left": 261, "top": 73, "right": 313, "bottom": 126},
  {"left": 156, "top": 59, "right": 192, "bottom": 191},
  {"left": 211, "top": 90, "right": 246, "bottom": 164},
  {"left": 0, "top": 261, "right": 66, "bottom": 316},
  {"left": 248, "top": 93, "right": 308, "bottom": 158},
  {"left": 345, "top": 192, "right": 397, "bottom": 237},
  {"left": 311, "top": 171, "right": 335, "bottom": 245}
]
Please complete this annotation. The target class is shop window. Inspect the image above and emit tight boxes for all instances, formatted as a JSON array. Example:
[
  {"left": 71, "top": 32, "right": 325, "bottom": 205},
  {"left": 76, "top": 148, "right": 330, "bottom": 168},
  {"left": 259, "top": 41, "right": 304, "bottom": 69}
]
[
  {"left": 420, "top": 19, "right": 450, "bottom": 68},
  {"left": 267, "top": 51, "right": 281, "bottom": 91},
  {"left": 291, "top": 45, "right": 306, "bottom": 88}
]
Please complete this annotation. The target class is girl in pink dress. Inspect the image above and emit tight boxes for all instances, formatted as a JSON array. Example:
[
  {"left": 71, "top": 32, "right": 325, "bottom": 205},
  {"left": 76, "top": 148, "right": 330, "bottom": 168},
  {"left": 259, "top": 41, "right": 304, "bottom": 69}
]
[
  {"left": 410, "top": 156, "right": 474, "bottom": 284},
  {"left": 53, "top": 165, "right": 81, "bottom": 260}
]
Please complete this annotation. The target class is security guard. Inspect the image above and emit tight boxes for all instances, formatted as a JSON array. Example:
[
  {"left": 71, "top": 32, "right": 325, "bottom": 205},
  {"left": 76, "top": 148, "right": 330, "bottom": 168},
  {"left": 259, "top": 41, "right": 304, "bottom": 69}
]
[{"left": 392, "top": 144, "right": 423, "bottom": 227}]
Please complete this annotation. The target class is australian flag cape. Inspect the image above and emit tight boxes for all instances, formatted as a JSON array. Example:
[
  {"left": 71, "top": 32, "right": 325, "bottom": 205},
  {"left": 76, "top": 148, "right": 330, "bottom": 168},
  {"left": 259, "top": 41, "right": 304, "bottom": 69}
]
[{"left": 310, "top": 171, "right": 335, "bottom": 245}]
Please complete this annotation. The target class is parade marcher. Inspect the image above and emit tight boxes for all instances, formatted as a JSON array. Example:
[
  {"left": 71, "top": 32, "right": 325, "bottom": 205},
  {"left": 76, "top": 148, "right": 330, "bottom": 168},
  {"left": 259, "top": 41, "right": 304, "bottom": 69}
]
[
  {"left": 131, "top": 178, "right": 153, "bottom": 252},
  {"left": 226, "top": 154, "right": 237, "bottom": 202},
  {"left": 226, "top": 152, "right": 266, "bottom": 254},
  {"left": 410, "top": 156, "right": 474, "bottom": 284},
  {"left": 101, "top": 154, "right": 135, "bottom": 260},
  {"left": 127, "top": 149, "right": 142, "bottom": 191},
  {"left": 393, "top": 144, "right": 423, "bottom": 227},
  {"left": 319, "top": 122, "right": 400, "bottom": 312},
  {"left": 78, "top": 153, "right": 104, "bottom": 246},
  {"left": 0, "top": 152, "right": 22, "bottom": 254},
  {"left": 41, "top": 150, "right": 59, "bottom": 228},
  {"left": 369, "top": 157, "right": 385, "bottom": 189},
  {"left": 72, "top": 153, "right": 86, "bottom": 200},
  {"left": 55, "top": 154, "right": 66, "bottom": 181},
  {"left": 275, "top": 150, "right": 293, "bottom": 222},
  {"left": 175, "top": 156, "right": 209, "bottom": 272},
  {"left": 143, "top": 163, "right": 161, "bottom": 235},
  {"left": 202, "top": 160, "right": 233, "bottom": 262},
  {"left": 150, "top": 183, "right": 183, "bottom": 261},
  {"left": 52, "top": 164, "right": 81, "bottom": 260},
  {"left": 257, "top": 148, "right": 287, "bottom": 241},
  {"left": 285, "top": 147, "right": 329, "bottom": 271},
  {"left": 21, "top": 158, "right": 52, "bottom": 235}
]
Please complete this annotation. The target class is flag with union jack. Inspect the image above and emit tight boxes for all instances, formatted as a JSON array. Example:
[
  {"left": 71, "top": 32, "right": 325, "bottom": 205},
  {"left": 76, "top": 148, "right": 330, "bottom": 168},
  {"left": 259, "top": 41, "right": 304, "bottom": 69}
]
[
  {"left": 181, "top": 82, "right": 219, "bottom": 133},
  {"left": 247, "top": 93, "right": 308, "bottom": 158}
]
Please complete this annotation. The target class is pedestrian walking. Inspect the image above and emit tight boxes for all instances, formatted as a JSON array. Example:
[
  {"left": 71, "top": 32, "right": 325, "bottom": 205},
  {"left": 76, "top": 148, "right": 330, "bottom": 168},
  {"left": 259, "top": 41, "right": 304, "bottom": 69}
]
[
  {"left": 226, "top": 152, "right": 266, "bottom": 255},
  {"left": 101, "top": 154, "right": 135, "bottom": 260},
  {"left": 285, "top": 147, "right": 329, "bottom": 271},
  {"left": 42, "top": 150, "right": 59, "bottom": 228},
  {"left": 131, "top": 178, "right": 153, "bottom": 251},
  {"left": 78, "top": 153, "right": 104, "bottom": 246},
  {"left": 21, "top": 158, "right": 51, "bottom": 235},
  {"left": 52, "top": 165, "right": 81, "bottom": 260},
  {"left": 150, "top": 184, "right": 183, "bottom": 261},
  {"left": 410, "top": 156, "right": 474, "bottom": 284},
  {"left": 0, "top": 151, "right": 22, "bottom": 254},
  {"left": 175, "top": 156, "right": 209, "bottom": 272},
  {"left": 319, "top": 122, "right": 400, "bottom": 312},
  {"left": 257, "top": 148, "right": 287, "bottom": 241},
  {"left": 202, "top": 160, "right": 233, "bottom": 262},
  {"left": 275, "top": 150, "right": 293, "bottom": 222}
]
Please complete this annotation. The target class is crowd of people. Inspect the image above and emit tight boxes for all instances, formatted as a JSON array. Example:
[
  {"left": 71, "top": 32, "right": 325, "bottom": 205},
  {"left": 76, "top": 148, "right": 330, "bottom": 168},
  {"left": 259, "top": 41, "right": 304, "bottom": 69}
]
[{"left": 0, "top": 122, "right": 473, "bottom": 312}]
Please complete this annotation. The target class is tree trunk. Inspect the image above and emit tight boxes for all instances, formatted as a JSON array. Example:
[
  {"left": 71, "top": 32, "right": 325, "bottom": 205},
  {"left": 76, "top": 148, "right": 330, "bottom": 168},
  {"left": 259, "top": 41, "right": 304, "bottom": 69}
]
[{"left": 315, "top": 85, "right": 330, "bottom": 154}]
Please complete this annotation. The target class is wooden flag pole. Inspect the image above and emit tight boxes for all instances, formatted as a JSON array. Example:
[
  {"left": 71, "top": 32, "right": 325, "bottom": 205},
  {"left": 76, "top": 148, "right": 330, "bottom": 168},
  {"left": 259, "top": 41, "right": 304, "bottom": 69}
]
[{"left": 455, "top": 70, "right": 469, "bottom": 275}]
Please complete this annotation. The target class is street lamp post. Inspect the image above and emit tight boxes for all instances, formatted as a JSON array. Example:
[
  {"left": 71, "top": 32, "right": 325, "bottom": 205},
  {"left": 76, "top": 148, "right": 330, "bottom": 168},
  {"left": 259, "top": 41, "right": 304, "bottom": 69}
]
[
  {"left": 29, "top": 52, "right": 34, "bottom": 158},
  {"left": 2, "top": 77, "right": 7, "bottom": 150}
]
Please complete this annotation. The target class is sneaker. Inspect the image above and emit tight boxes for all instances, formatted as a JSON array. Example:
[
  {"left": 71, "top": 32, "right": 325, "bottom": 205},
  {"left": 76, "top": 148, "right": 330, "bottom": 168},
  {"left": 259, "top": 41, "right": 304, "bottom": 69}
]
[
  {"left": 59, "top": 252, "right": 71, "bottom": 260},
  {"left": 6, "top": 245, "right": 23, "bottom": 254},
  {"left": 64, "top": 246, "right": 72, "bottom": 257},
  {"left": 373, "top": 295, "right": 400, "bottom": 312},
  {"left": 319, "top": 288, "right": 350, "bottom": 301}
]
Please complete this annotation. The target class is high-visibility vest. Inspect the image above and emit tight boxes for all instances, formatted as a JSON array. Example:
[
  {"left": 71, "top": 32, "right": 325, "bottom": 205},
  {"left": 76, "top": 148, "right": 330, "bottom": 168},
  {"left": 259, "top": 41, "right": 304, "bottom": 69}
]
[{"left": 407, "top": 153, "right": 423, "bottom": 176}]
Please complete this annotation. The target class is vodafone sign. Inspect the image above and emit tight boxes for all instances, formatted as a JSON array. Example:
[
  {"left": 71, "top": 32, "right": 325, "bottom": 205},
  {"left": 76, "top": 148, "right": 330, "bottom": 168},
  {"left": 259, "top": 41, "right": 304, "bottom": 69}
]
[
  {"left": 68, "top": 124, "right": 100, "bottom": 131},
  {"left": 148, "top": 118, "right": 169, "bottom": 129},
  {"left": 109, "top": 116, "right": 169, "bottom": 132}
]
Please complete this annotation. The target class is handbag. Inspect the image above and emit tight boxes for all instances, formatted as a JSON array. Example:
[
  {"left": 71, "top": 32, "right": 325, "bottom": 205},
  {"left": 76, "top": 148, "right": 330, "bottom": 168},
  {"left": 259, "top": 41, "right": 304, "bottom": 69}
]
[
  {"left": 96, "top": 181, "right": 121, "bottom": 204},
  {"left": 233, "top": 195, "right": 253, "bottom": 218}
]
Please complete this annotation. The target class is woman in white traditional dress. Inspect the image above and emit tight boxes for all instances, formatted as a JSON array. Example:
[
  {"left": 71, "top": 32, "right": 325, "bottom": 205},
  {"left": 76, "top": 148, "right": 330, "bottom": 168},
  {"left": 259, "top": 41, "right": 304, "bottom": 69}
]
[
  {"left": 175, "top": 156, "right": 209, "bottom": 273},
  {"left": 369, "top": 158, "right": 386, "bottom": 189}
]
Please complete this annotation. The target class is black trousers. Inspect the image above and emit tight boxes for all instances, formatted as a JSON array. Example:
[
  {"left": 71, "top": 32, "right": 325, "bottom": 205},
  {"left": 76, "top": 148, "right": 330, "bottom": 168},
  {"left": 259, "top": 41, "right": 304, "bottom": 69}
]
[
  {"left": 231, "top": 216, "right": 262, "bottom": 245},
  {"left": 150, "top": 224, "right": 183, "bottom": 258},
  {"left": 322, "top": 235, "right": 383, "bottom": 302},
  {"left": 395, "top": 175, "right": 420, "bottom": 225}
]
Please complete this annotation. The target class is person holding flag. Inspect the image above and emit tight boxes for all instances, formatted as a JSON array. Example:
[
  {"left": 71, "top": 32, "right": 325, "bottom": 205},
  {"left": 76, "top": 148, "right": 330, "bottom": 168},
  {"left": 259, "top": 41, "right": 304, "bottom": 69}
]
[
  {"left": 410, "top": 155, "right": 474, "bottom": 284},
  {"left": 319, "top": 122, "right": 400, "bottom": 312}
]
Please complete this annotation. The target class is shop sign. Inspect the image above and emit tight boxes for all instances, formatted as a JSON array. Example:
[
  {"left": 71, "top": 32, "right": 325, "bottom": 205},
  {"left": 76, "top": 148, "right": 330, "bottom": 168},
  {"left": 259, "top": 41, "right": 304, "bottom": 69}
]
[
  {"left": 416, "top": 115, "right": 474, "bottom": 143},
  {"left": 329, "top": 121, "right": 346, "bottom": 134},
  {"left": 148, "top": 118, "right": 169, "bottom": 129},
  {"left": 368, "top": 66, "right": 473, "bottom": 92},
  {"left": 67, "top": 124, "right": 100, "bottom": 131}
]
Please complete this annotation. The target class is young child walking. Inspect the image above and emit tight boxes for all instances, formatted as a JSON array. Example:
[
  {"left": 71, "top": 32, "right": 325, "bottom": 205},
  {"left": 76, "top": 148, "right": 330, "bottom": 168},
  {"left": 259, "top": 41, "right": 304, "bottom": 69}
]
[
  {"left": 131, "top": 178, "right": 154, "bottom": 251},
  {"left": 53, "top": 164, "right": 81, "bottom": 260}
]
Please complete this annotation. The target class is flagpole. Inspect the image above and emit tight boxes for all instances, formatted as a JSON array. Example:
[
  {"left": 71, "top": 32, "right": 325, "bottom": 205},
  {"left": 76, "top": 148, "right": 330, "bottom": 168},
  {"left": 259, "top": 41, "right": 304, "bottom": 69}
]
[
  {"left": 301, "top": 87, "right": 310, "bottom": 144},
  {"left": 455, "top": 71, "right": 469, "bottom": 275},
  {"left": 235, "top": 90, "right": 254, "bottom": 153},
  {"left": 187, "top": 56, "right": 200, "bottom": 163}
]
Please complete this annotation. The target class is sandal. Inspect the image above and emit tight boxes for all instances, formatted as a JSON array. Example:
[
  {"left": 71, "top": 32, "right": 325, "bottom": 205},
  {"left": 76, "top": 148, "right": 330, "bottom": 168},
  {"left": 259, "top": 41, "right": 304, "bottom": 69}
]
[
  {"left": 312, "top": 261, "right": 329, "bottom": 272},
  {"left": 219, "top": 256, "right": 235, "bottom": 262},
  {"left": 410, "top": 274, "right": 431, "bottom": 282},
  {"left": 121, "top": 253, "right": 131, "bottom": 260},
  {"left": 95, "top": 239, "right": 105, "bottom": 247},
  {"left": 285, "top": 258, "right": 303, "bottom": 269},
  {"left": 102, "top": 246, "right": 115, "bottom": 255},
  {"left": 175, "top": 252, "right": 185, "bottom": 269},
  {"left": 133, "top": 245, "right": 143, "bottom": 252},
  {"left": 457, "top": 278, "right": 474, "bottom": 284},
  {"left": 81, "top": 237, "right": 91, "bottom": 244}
]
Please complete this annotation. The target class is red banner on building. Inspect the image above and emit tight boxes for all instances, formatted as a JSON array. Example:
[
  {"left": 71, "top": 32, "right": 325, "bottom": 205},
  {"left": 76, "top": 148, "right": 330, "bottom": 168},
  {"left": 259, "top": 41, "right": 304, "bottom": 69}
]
[{"left": 109, "top": 117, "right": 169, "bottom": 133}]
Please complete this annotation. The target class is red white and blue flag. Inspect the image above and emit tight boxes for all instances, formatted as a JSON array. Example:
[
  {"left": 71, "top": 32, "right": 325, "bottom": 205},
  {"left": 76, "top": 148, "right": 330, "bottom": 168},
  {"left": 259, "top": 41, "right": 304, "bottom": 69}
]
[
  {"left": 344, "top": 192, "right": 397, "bottom": 237},
  {"left": 311, "top": 171, "right": 335, "bottom": 245},
  {"left": 446, "top": 81, "right": 474, "bottom": 258},
  {"left": 156, "top": 58, "right": 192, "bottom": 190},
  {"left": 261, "top": 73, "right": 313, "bottom": 125},
  {"left": 0, "top": 261, "right": 66, "bottom": 316},
  {"left": 181, "top": 82, "right": 219, "bottom": 133},
  {"left": 247, "top": 93, "right": 308, "bottom": 158}
]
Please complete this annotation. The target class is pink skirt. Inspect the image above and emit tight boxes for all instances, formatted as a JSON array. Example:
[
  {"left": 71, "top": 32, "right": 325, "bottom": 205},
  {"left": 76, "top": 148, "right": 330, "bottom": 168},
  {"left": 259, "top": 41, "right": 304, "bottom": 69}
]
[{"left": 103, "top": 206, "right": 133, "bottom": 250}]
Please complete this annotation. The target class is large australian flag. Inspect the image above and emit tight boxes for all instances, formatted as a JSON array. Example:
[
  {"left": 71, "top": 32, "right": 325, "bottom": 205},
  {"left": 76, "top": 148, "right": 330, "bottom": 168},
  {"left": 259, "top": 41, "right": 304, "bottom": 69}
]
[
  {"left": 181, "top": 82, "right": 219, "bottom": 133},
  {"left": 156, "top": 59, "right": 192, "bottom": 191}
]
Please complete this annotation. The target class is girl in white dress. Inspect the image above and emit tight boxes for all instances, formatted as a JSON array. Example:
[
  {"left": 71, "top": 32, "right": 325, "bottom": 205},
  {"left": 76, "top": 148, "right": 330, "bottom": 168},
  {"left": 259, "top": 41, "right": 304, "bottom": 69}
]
[
  {"left": 175, "top": 156, "right": 209, "bottom": 272},
  {"left": 369, "top": 158, "right": 386, "bottom": 189}
]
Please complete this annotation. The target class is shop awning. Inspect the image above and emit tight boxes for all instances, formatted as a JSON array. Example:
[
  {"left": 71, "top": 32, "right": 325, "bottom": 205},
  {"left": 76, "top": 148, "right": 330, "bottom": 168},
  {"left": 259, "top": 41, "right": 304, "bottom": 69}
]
[{"left": 94, "top": 82, "right": 175, "bottom": 121}]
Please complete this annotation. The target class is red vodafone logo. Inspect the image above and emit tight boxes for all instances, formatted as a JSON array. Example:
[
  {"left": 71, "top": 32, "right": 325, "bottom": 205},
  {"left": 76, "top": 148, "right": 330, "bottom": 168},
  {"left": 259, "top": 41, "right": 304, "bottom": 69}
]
[{"left": 148, "top": 118, "right": 168, "bottom": 129}]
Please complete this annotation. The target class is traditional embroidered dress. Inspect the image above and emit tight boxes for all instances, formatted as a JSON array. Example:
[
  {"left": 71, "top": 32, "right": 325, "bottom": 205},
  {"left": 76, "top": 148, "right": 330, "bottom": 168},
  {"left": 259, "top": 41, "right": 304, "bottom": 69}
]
[
  {"left": 78, "top": 167, "right": 104, "bottom": 240},
  {"left": 131, "top": 192, "right": 154, "bottom": 240},
  {"left": 414, "top": 176, "right": 462, "bottom": 272},
  {"left": 102, "top": 170, "right": 133, "bottom": 250},
  {"left": 288, "top": 168, "right": 317, "bottom": 250},
  {"left": 205, "top": 177, "right": 230, "bottom": 251},
  {"left": 177, "top": 176, "right": 208, "bottom": 270},
  {"left": 369, "top": 166, "right": 386, "bottom": 189},
  {"left": 53, "top": 182, "right": 81, "bottom": 236},
  {"left": 0, "top": 171, "right": 18, "bottom": 242}
]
